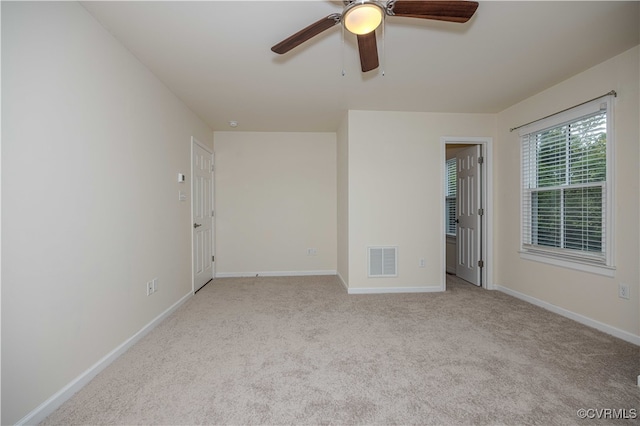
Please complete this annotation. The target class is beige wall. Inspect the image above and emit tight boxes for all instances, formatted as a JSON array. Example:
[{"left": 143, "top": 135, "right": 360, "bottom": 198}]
[
  {"left": 346, "top": 111, "right": 496, "bottom": 290},
  {"left": 1, "top": 3, "right": 212, "bottom": 424},
  {"left": 494, "top": 46, "right": 640, "bottom": 337},
  {"left": 337, "top": 115, "right": 349, "bottom": 286},
  {"left": 213, "top": 132, "right": 337, "bottom": 275}
]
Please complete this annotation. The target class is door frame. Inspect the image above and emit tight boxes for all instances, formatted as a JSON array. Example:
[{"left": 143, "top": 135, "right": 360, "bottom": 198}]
[
  {"left": 441, "top": 136, "right": 494, "bottom": 290},
  {"left": 191, "top": 136, "right": 215, "bottom": 293}
]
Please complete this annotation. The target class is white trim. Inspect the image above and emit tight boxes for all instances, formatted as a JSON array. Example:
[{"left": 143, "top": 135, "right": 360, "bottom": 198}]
[
  {"left": 519, "top": 251, "right": 616, "bottom": 277},
  {"left": 495, "top": 285, "right": 640, "bottom": 346},
  {"left": 337, "top": 271, "right": 443, "bottom": 295},
  {"left": 211, "top": 151, "right": 216, "bottom": 279},
  {"left": 605, "top": 96, "right": 615, "bottom": 267},
  {"left": 16, "top": 291, "right": 193, "bottom": 426},
  {"left": 215, "top": 270, "right": 337, "bottom": 278},
  {"left": 441, "top": 136, "right": 494, "bottom": 290},
  {"left": 337, "top": 272, "right": 348, "bottom": 291},
  {"left": 192, "top": 136, "right": 213, "bottom": 155},
  {"left": 348, "top": 285, "right": 442, "bottom": 295}
]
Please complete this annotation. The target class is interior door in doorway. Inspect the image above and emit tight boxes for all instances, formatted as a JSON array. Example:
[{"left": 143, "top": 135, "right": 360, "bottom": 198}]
[
  {"left": 456, "top": 145, "right": 482, "bottom": 286},
  {"left": 192, "top": 141, "right": 214, "bottom": 292}
]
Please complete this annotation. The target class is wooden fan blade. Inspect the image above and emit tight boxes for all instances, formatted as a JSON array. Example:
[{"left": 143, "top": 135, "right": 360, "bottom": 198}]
[
  {"left": 271, "top": 14, "right": 341, "bottom": 54},
  {"left": 389, "top": 0, "right": 479, "bottom": 23},
  {"left": 357, "top": 32, "right": 379, "bottom": 72}
]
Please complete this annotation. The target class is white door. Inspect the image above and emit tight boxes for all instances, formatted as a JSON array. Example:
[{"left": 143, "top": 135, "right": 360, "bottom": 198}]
[
  {"left": 456, "top": 145, "right": 482, "bottom": 286},
  {"left": 192, "top": 140, "right": 214, "bottom": 292}
]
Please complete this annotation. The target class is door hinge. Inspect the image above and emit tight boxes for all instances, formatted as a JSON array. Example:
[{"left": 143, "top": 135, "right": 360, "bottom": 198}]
[
  {"left": 211, "top": 164, "right": 214, "bottom": 172},
  {"left": 212, "top": 209, "right": 214, "bottom": 217},
  {"left": 478, "top": 156, "right": 484, "bottom": 164},
  {"left": 478, "top": 208, "right": 484, "bottom": 216},
  {"left": 478, "top": 260, "right": 484, "bottom": 268},
  {"left": 212, "top": 255, "right": 215, "bottom": 262}
]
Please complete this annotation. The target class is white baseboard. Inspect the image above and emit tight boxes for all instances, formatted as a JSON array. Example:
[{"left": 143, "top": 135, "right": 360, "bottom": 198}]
[
  {"left": 334, "top": 274, "right": 441, "bottom": 295},
  {"left": 348, "top": 285, "right": 443, "bottom": 295},
  {"left": 215, "top": 270, "right": 337, "bottom": 278},
  {"left": 336, "top": 272, "right": 348, "bottom": 291},
  {"left": 496, "top": 285, "right": 640, "bottom": 346},
  {"left": 17, "top": 291, "right": 193, "bottom": 426}
]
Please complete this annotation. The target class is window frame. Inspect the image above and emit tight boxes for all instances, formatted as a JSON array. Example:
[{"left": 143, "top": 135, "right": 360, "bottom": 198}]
[{"left": 518, "top": 95, "right": 615, "bottom": 277}]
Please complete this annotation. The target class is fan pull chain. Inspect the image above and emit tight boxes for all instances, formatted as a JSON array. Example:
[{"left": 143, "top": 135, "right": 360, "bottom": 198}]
[
  {"left": 381, "top": 17, "right": 386, "bottom": 77},
  {"left": 341, "top": 23, "right": 346, "bottom": 77}
]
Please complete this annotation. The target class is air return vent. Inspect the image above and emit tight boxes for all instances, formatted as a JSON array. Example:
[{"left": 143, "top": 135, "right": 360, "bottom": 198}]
[{"left": 368, "top": 246, "right": 397, "bottom": 277}]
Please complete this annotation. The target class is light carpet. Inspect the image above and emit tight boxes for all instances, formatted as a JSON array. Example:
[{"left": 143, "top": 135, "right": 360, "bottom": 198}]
[{"left": 42, "top": 275, "right": 639, "bottom": 425}]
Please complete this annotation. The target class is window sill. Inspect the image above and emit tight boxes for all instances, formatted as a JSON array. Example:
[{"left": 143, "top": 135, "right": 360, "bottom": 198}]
[{"left": 519, "top": 251, "right": 615, "bottom": 277}]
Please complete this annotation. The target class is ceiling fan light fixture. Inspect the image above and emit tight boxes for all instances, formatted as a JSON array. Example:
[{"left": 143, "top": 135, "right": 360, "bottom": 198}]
[
  {"left": 343, "top": 2, "right": 383, "bottom": 35},
  {"left": 271, "top": 0, "right": 480, "bottom": 73}
]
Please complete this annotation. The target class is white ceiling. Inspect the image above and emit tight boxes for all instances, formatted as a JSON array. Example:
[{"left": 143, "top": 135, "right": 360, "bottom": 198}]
[{"left": 81, "top": 1, "right": 639, "bottom": 132}]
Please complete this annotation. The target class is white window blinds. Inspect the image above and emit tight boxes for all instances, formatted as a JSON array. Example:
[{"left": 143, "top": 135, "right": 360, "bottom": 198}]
[
  {"left": 445, "top": 158, "right": 457, "bottom": 235},
  {"left": 520, "top": 96, "right": 613, "bottom": 266}
]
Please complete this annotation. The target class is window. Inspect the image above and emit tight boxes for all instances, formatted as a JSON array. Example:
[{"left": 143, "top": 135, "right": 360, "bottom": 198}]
[
  {"left": 445, "top": 158, "right": 456, "bottom": 235},
  {"left": 520, "top": 96, "right": 614, "bottom": 274}
]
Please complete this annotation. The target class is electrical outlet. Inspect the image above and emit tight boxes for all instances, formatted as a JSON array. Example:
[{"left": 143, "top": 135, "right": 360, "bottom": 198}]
[
  {"left": 618, "top": 283, "right": 630, "bottom": 300},
  {"left": 146, "top": 281, "right": 153, "bottom": 296},
  {"left": 152, "top": 278, "right": 158, "bottom": 293},
  {"left": 419, "top": 258, "right": 426, "bottom": 268}
]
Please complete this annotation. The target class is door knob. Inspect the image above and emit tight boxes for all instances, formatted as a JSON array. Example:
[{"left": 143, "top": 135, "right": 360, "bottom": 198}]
[{"left": 194, "top": 223, "right": 202, "bottom": 228}]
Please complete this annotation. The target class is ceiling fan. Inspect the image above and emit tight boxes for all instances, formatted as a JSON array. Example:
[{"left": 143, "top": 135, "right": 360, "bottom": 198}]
[{"left": 271, "top": 0, "right": 479, "bottom": 72}]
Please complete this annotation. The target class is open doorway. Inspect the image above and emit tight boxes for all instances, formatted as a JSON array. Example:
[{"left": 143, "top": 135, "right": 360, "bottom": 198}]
[{"left": 442, "top": 137, "right": 493, "bottom": 290}]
